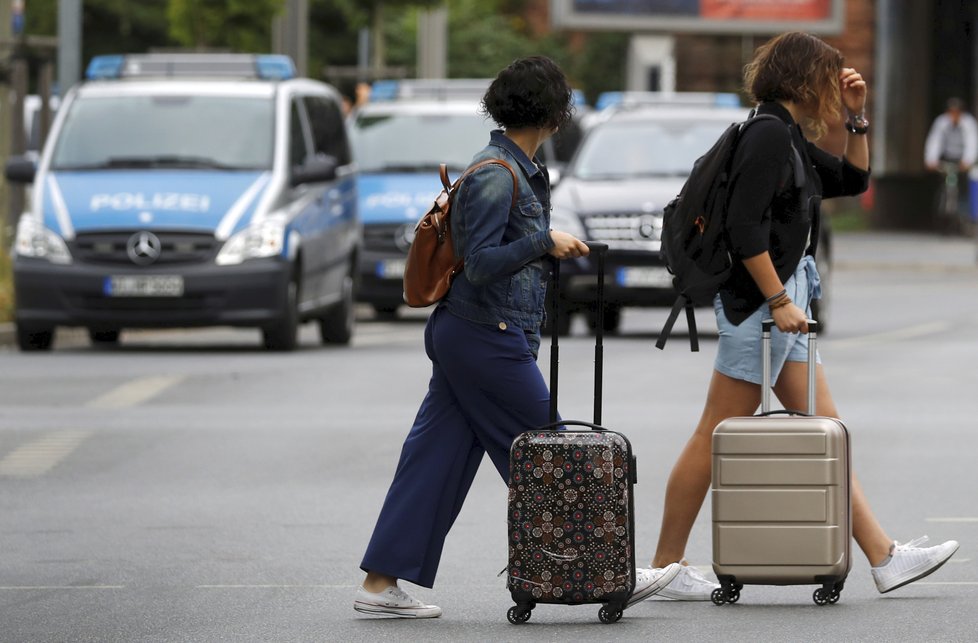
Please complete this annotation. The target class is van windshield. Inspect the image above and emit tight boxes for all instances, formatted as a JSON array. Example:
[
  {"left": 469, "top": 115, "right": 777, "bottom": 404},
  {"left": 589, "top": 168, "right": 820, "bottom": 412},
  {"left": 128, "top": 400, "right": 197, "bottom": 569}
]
[
  {"left": 51, "top": 95, "right": 274, "bottom": 171},
  {"left": 351, "top": 111, "right": 493, "bottom": 173}
]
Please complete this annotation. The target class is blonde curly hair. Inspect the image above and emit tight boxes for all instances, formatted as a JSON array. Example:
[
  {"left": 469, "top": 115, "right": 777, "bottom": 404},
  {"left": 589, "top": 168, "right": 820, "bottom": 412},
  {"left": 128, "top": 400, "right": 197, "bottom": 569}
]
[{"left": 744, "top": 32, "right": 843, "bottom": 140}]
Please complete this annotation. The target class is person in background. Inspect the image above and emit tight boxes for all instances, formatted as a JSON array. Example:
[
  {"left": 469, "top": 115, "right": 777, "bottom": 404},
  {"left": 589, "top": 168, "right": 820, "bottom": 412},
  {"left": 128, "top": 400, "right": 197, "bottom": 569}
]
[
  {"left": 925, "top": 97, "right": 978, "bottom": 230},
  {"left": 925, "top": 97, "right": 978, "bottom": 174},
  {"left": 640, "top": 31, "right": 959, "bottom": 602},
  {"left": 353, "top": 55, "right": 681, "bottom": 619}
]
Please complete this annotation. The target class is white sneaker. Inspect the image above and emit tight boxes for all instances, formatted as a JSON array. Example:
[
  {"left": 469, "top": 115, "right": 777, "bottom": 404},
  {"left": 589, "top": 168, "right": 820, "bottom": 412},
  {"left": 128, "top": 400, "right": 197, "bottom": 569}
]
[
  {"left": 353, "top": 584, "right": 442, "bottom": 618},
  {"left": 627, "top": 562, "right": 682, "bottom": 607},
  {"left": 655, "top": 561, "right": 720, "bottom": 601},
  {"left": 872, "top": 536, "right": 960, "bottom": 594}
]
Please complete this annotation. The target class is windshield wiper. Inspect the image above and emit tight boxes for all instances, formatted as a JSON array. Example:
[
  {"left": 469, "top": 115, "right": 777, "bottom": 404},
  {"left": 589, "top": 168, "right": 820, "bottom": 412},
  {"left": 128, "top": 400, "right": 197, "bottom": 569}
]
[{"left": 55, "top": 155, "right": 246, "bottom": 171}]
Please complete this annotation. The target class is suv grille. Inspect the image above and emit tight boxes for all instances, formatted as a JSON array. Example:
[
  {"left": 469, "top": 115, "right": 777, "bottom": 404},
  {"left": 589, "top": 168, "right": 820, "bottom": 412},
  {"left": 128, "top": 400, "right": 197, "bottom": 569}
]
[
  {"left": 71, "top": 231, "right": 219, "bottom": 266},
  {"left": 583, "top": 212, "right": 663, "bottom": 252}
]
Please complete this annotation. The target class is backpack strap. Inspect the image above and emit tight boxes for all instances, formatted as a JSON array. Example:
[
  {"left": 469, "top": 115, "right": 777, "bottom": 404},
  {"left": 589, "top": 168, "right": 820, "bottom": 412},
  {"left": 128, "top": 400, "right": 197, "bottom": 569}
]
[
  {"left": 438, "top": 158, "right": 520, "bottom": 272},
  {"left": 452, "top": 158, "right": 519, "bottom": 209},
  {"left": 655, "top": 294, "right": 699, "bottom": 352}
]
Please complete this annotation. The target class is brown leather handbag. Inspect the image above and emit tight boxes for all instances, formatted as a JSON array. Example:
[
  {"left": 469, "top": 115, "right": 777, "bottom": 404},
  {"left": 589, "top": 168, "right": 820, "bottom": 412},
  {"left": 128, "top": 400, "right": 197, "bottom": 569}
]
[{"left": 402, "top": 159, "right": 518, "bottom": 307}]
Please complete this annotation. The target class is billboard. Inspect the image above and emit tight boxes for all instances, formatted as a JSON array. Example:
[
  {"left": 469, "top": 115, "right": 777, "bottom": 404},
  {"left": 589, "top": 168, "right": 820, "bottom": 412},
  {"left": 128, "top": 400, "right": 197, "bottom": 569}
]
[{"left": 551, "top": 0, "right": 845, "bottom": 34}]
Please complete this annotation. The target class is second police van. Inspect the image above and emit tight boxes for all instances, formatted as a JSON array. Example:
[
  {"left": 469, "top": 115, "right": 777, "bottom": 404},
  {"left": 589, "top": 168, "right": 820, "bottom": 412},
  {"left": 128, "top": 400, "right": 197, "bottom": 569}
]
[
  {"left": 5, "top": 53, "right": 359, "bottom": 351},
  {"left": 349, "top": 79, "right": 583, "bottom": 318}
]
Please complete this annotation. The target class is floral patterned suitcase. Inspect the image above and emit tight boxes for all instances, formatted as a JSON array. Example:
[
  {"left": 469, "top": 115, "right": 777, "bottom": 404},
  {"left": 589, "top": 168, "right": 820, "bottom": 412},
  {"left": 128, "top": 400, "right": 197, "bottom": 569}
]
[
  {"left": 505, "top": 243, "right": 638, "bottom": 625},
  {"left": 507, "top": 425, "right": 636, "bottom": 624}
]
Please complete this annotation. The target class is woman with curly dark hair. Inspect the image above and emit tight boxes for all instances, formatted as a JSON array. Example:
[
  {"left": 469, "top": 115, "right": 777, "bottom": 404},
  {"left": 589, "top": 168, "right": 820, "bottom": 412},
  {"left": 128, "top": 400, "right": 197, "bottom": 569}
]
[
  {"left": 640, "top": 31, "right": 958, "bottom": 602},
  {"left": 353, "top": 56, "right": 681, "bottom": 619}
]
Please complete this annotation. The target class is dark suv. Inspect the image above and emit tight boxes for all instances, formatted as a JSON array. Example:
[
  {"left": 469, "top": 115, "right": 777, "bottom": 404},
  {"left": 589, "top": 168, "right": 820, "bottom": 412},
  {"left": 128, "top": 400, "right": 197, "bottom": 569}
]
[{"left": 549, "top": 95, "right": 833, "bottom": 334}]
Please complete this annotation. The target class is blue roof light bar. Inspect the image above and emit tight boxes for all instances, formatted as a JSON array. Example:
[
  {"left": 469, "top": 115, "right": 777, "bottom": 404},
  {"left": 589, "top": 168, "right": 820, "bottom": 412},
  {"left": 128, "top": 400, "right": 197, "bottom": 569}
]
[
  {"left": 84, "top": 54, "right": 297, "bottom": 81},
  {"left": 85, "top": 55, "right": 126, "bottom": 80}
]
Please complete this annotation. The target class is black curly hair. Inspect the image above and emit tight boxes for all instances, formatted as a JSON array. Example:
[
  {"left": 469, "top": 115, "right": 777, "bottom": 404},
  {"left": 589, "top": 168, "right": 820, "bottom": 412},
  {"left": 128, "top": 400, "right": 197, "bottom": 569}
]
[{"left": 481, "top": 56, "right": 574, "bottom": 131}]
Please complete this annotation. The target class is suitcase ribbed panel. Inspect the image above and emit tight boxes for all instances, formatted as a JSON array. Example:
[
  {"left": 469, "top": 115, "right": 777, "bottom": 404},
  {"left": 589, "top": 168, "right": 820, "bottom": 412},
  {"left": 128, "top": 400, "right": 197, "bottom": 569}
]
[
  {"left": 716, "top": 526, "right": 844, "bottom": 566},
  {"left": 713, "top": 489, "right": 827, "bottom": 522},
  {"left": 711, "top": 416, "right": 851, "bottom": 585},
  {"left": 507, "top": 430, "right": 635, "bottom": 605}
]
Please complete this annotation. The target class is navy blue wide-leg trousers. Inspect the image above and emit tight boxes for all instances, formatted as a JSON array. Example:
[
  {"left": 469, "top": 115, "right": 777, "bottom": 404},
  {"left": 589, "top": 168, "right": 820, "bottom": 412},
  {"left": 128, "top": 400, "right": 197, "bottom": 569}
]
[{"left": 360, "top": 307, "right": 553, "bottom": 588}]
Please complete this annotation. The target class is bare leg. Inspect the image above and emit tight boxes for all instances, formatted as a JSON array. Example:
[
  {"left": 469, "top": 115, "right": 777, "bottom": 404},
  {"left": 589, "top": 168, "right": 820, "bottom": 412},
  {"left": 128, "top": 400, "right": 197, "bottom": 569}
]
[
  {"left": 773, "top": 361, "right": 893, "bottom": 566},
  {"left": 651, "top": 370, "right": 761, "bottom": 568},
  {"left": 362, "top": 571, "right": 398, "bottom": 593}
]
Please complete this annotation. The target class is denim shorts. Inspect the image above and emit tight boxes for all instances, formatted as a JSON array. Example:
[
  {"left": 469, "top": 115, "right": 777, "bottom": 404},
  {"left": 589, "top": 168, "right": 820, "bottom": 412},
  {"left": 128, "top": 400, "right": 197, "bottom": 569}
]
[{"left": 714, "top": 255, "right": 822, "bottom": 386}]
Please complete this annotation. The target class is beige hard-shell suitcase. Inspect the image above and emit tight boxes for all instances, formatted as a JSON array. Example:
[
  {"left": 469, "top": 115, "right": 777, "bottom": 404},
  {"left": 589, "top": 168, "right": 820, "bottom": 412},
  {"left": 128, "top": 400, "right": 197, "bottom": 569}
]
[{"left": 711, "top": 319, "right": 851, "bottom": 606}]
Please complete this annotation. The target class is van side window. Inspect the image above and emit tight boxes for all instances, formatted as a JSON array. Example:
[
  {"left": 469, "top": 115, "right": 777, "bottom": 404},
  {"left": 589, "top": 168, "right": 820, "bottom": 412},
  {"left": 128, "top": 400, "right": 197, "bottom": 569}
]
[
  {"left": 289, "top": 99, "right": 311, "bottom": 168},
  {"left": 304, "top": 95, "right": 351, "bottom": 166}
]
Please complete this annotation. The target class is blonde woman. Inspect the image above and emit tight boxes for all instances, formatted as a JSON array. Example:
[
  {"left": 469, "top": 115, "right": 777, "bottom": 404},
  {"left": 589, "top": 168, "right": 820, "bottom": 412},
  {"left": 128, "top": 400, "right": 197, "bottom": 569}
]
[{"left": 641, "top": 32, "right": 959, "bottom": 600}]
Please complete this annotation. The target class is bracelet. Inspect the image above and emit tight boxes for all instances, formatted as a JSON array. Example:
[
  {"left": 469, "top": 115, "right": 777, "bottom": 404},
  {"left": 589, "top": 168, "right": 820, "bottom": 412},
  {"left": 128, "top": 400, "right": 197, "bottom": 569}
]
[
  {"left": 765, "top": 289, "right": 787, "bottom": 304},
  {"left": 769, "top": 295, "right": 793, "bottom": 310}
]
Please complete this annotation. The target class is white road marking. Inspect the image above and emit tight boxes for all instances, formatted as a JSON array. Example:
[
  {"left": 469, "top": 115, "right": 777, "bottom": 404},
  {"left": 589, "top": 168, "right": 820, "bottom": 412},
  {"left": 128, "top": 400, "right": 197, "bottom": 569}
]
[
  {"left": 0, "top": 430, "right": 91, "bottom": 477},
  {"left": 827, "top": 321, "right": 952, "bottom": 349},
  {"left": 915, "top": 582, "right": 978, "bottom": 586},
  {"left": 196, "top": 584, "right": 354, "bottom": 589},
  {"left": 87, "top": 376, "right": 184, "bottom": 409},
  {"left": 0, "top": 585, "right": 124, "bottom": 590},
  {"left": 927, "top": 517, "right": 978, "bottom": 523}
]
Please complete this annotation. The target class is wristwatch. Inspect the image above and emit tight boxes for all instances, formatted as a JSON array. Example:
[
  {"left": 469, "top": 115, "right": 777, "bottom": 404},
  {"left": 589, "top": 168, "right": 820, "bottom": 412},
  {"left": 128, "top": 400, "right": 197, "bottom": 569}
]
[{"left": 845, "top": 110, "right": 869, "bottom": 135}]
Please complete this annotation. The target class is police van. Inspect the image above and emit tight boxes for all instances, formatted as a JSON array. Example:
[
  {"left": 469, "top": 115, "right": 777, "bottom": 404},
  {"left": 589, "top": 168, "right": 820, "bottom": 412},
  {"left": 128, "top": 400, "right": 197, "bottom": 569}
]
[
  {"left": 5, "top": 53, "right": 359, "bottom": 351},
  {"left": 349, "top": 79, "right": 583, "bottom": 318}
]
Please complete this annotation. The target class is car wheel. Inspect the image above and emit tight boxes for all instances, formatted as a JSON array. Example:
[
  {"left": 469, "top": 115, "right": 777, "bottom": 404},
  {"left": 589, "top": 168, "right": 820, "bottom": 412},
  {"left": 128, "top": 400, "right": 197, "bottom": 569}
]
[
  {"left": 544, "top": 296, "right": 573, "bottom": 337},
  {"left": 319, "top": 269, "right": 355, "bottom": 345},
  {"left": 587, "top": 304, "right": 622, "bottom": 335},
  {"left": 263, "top": 276, "right": 300, "bottom": 351},
  {"left": 89, "top": 329, "right": 121, "bottom": 345},
  {"left": 372, "top": 304, "right": 399, "bottom": 321},
  {"left": 16, "top": 324, "right": 54, "bottom": 351}
]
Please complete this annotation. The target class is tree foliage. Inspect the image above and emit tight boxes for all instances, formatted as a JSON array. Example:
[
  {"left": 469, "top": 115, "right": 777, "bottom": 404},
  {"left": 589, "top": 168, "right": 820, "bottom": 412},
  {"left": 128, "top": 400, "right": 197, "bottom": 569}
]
[
  {"left": 25, "top": 0, "right": 172, "bottom": 61},
  {"left": 167, "top": 0, "right": 283, "bottom": 52},
  {"left": 23, "top": 0, "right": 627, "bottom": 105}
]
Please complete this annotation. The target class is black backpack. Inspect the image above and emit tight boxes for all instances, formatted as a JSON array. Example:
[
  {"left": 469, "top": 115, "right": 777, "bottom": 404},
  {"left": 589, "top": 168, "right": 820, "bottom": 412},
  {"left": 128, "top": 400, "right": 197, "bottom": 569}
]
[{"left": 655, "top": 113, "right": 792, "bottom": 351}]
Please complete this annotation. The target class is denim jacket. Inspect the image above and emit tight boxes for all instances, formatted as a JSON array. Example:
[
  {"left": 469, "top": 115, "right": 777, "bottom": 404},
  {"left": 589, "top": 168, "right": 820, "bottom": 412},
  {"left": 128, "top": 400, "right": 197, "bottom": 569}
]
[{"left": 442, "top": 130, "right": 555, "bottom": 355}]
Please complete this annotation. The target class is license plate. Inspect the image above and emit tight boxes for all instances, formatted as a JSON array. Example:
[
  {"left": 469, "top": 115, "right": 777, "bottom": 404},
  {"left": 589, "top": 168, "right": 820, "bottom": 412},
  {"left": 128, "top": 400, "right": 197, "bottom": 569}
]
[
  {"left": 376, "top": 259, "right": 406, "bottom": 279},
  {"left": 616, "top": 266, "right": 672, "bottom": 288},
  {"left": 104, "top": 275, "right": 184, "bottom": 297}
]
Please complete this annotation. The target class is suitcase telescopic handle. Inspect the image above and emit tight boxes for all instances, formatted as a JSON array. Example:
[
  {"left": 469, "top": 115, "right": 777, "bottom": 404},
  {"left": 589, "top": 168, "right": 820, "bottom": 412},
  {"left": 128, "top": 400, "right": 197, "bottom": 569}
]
[
  {"left": 761, "top": 319, "right": 818, "bottom": 415},
  {"left": 547, "top": 242, "right": 609, "bottom": 426}
]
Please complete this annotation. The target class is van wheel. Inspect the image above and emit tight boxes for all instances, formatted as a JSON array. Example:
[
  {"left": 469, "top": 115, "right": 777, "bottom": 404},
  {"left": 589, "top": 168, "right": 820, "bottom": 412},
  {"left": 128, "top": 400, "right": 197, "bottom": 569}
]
[
  {"left": 320, "top": 270, "right": 355, "bottom": 345},
  {"left": 263, "top": 277, "right": 300, "bottom": 351},
  {"left": 544, "top": 297, "right": 573, "bottom": 337},
  {"left": 372, "top": 304, "right": 399, "bottom": 321},
  {"left": 587, "top": 304, "right": 622, "bottom": 335},
  {"left": 16, "top": 324, "right": 54, "bottom": 351},
  {"left": 89, "top": 329, "right": 120, "bottom": 345}
]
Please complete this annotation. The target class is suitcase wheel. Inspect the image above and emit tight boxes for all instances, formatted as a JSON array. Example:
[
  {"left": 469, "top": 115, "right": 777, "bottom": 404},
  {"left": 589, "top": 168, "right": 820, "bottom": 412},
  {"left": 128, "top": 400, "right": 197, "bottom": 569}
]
[
  {"left": 507, "top": 605, "right": 532, "bottom": 624},
  {"left": 812, "top": 587, "right": 841, "bottom": 606},
  {"left": 598, "top": 604, "right": 623, "bottom": 624},
  {"left": 711, "top": 585, "right": 740, "bottom": 605}
]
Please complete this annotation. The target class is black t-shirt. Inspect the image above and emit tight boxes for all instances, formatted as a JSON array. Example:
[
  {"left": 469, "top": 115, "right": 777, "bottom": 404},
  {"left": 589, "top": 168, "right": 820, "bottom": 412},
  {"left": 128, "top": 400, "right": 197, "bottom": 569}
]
[{"left": 719, "top": 101, "right": 870, "bottom": 324}]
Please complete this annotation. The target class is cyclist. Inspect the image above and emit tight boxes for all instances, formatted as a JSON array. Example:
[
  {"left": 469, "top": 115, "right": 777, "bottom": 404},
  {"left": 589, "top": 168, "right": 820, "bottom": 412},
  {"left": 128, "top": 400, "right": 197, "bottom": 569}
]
[{"left": 924, "top": 97, "right": 978, "bottom": 231}]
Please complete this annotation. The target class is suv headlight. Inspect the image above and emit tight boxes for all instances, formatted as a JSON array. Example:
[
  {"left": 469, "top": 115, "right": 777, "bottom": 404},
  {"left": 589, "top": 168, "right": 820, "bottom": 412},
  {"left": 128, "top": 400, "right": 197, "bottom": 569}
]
[
  {"left": 550, "top": 205, "right": 587, "bottom": 240},
  {"left": 216, "top": 217, "right": 287, "bottom": 266},
  {"left": 14, "top": 215, "right": 72, "bottom": 264}
]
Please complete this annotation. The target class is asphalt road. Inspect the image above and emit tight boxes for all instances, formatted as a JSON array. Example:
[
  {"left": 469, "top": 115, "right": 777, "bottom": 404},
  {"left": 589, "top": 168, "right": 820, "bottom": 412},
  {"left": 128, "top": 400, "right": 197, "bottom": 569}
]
[{"left": 1, "top": 231, "right": 977, "bottom": 642}]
